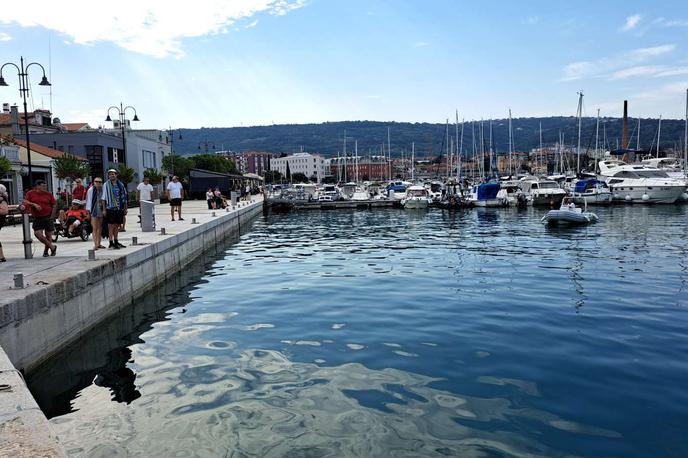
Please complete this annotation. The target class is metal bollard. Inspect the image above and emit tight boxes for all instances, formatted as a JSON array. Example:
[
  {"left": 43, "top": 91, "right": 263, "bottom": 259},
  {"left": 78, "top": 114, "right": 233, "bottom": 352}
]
[
  {"left": 226, "top": 207, "right": 229, "bottom": 212},
  {"left": 13, "top": 273, "right": 24, "bottom": 289},
  {"left": 191, "top": 218, "right": 198, "bottom": 224},
  {"left": 212, "top": 212, "right": 216, "bottom": 217},
  {"left": 132, "top": 237, "right": 138, "bottom": 246},
  {"left": 88, "top": 249, "right": 96, "bottom": 261},
  {"left": 160, "top": 227, "right": 166, "bottom": 235}
]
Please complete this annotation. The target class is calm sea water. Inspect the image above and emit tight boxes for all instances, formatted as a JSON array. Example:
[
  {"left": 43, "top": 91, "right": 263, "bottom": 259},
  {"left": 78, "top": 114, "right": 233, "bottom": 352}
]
[{"left": 28, "top": 205, "right": 688, "bottom": 457}]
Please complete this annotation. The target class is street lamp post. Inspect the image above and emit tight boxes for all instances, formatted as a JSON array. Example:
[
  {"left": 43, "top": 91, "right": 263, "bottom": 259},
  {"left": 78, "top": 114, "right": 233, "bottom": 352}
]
[
  {"left": 166, "top": 127, "right": 182, "bottom": 176},
  {"left": 0, "top": 57, "right": 52, "bottom": 259},
  {"left": 105, "top": 103, "right": 139, "bottom": 169},
  {"left": 198, "top": 140, "right": 215, "bottom": 154}
]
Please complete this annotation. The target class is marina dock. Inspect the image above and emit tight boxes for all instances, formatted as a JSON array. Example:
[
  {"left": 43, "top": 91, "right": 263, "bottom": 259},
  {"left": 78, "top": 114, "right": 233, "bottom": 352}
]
[{"left": 0, "top": 197, "right": 263, "bottom": 456}]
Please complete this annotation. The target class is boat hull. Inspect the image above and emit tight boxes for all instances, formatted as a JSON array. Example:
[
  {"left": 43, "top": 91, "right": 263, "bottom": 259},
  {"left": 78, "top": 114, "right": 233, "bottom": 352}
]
[
  {"left": 609, "top": 185, "right": 685, "bottom": 204},
  {"left": 571, "top": 192, "right": 613, "bottom": 205},
  {"left": 541, "top": 210, "right": 598, "bottom": 225},
  {"left": 531, "top": 193, "right": 566, "bottom": 207},
  {"left": 403, "top": 198, "right": 430, "bottom": 209}
]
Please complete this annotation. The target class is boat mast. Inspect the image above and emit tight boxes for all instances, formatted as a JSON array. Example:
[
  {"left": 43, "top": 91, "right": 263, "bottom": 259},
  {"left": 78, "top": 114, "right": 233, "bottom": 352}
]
[
  {"left": 636, "top": 118, "right": 641, "bottom": 151},
  {"left": 656, "top": 115, "right": 662, "bottom": 158},
  {"left": 595, "top": 109, "right": 600, "bottom": 162},
  {"left": 489, "top": 120, "right": 493, "bottom": 177},
  {"left": 343, "top": 130, "right": 347, "bottom": 182},
  {"left": 684, "top": 88, "right": 688, "bottom": 173},
  {"left": 458, "top": 116, "right": 464, "bottom": 180},
  {"left": 387, "top": 127, "right": 392, "bottom": 181},
  {"left": 508, "top": 109, "right": 513, "bottom": 176},
  {"left": 539, "top": 122, "right": 543, "bottom": 175},
  {"left": 411, "top": 141, "right": 415, "bottom": 181},
  {"left": 445, "top": 119, "right": 450, "bottom": 180},
  {"left": 576, "top": 91, "right": 583, "bottom": 174},
  {"left": 355, "top": 139, "right": 359, "bottom": 183}
]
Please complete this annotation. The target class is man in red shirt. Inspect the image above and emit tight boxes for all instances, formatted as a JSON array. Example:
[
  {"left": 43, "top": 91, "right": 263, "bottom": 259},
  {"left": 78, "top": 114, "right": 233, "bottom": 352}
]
[
  {"left": 72, "top": 178, "right": 87, "bottom": 201},
  {"left": 24, "top": 180, "right": 58, "bottom": 257}
]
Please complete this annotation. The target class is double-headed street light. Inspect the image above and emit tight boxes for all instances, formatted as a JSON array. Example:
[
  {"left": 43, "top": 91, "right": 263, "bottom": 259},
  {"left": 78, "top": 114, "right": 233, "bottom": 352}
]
[
  {"left": 164, "top": 127, "right": 182, "bottom": 176},
  {"left": 105, "top": 103, "right": 139, "bottom": 168},
  {"left": 0, "top": 57, "right": 52, "bottom": 259},
  {"left": 198, "top": 140, "right": 215, "bottom": 154}
]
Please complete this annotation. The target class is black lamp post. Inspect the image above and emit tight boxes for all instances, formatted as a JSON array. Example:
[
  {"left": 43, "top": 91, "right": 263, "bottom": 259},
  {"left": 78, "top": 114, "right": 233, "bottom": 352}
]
[
  {"left": 105, "top": 103, "right": 139, "bottom": 168},
  {"left": 198, "top": 140, "right": 215, "bottom": 154},
  {"left": 0, "top": 57, "right": 51, "bottom": 259},
  {"left": 166, "top": 127, "right": 182, "bottom": 176}
]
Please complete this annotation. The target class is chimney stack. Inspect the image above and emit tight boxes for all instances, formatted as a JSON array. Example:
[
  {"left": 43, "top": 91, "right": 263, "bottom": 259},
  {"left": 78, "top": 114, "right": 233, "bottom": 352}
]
[
  {"left": 10, "top": 105, "right": 20, "bottom": 136},
  {"left": 2, "top": 103, "right": 9, "bottom": 114},
  {"left": 622, "top": 100, "right": 629, "bottom": 150}
]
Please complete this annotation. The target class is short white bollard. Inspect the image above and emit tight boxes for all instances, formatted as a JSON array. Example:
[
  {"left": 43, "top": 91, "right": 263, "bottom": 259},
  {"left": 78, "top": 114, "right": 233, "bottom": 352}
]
[
  {"left": 212, "top": 212, "right": 216, "bottom": 217},
  {"left": 191, "top": 218, "right": 198, "bottom": 224},
  {"left": 160, "top": 227, "right": 166, "bottom": 235},
  {"left": 13, "top": 273, "right": 24, "bottom": 289},
  {"left": 132, "top": 237, "right": 138, "bottom": 246}
]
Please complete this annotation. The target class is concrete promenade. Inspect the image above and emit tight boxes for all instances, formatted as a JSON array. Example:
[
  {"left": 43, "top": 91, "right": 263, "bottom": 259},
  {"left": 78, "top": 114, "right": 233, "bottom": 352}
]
[{"left": 0, "top": 196, "right": 263, "bottom": 457}]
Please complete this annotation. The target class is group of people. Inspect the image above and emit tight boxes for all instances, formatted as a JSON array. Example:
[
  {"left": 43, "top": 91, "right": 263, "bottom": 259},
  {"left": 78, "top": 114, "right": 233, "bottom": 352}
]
[{"left": 205, "top": 187, "right": 228, "bottom": 210}]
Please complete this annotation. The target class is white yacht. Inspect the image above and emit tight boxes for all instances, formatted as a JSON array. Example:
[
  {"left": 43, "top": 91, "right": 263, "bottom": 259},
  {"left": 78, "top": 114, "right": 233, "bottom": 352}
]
[
  {"left": 401, "top": 185, "right": 433, "bottom": 209},
  {"left": 598, "top": 160, "right": 686, "bottom": 204},
  {"left": 570, "top": 179, "right": 612, "bottom": 205},
  {"left": 466, "top": 182, "right": 508, "bottom": 207},
  {"left": 351, "top": 185, "right": 370, "bottom": 201},
  {"left": 498, "top": 180, "right": 528, "bottom": 206},
  {"left": 386, "top": 180, "right": 411, "bottom": 201},
  {"left": 519, "top": 178, "right": 566, "bottom": 207}
]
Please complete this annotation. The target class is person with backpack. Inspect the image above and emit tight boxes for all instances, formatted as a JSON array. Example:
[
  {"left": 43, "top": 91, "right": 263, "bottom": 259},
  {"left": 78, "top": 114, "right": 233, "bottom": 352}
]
[
  {"left": 101, "top": 169, "right": 128, "bottom": 249},
  {"left": 85, "top": 177, "right": 106, "bottom": 250}
]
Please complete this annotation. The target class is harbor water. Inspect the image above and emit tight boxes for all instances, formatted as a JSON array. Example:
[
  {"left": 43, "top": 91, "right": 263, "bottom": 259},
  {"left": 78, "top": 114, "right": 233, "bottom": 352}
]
[{"left": 27, "top": 205, "right": 688, "bottom": 457}]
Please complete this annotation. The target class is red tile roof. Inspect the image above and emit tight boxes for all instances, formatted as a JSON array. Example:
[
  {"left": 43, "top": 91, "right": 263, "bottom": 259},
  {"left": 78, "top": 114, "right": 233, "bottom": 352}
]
[
  {"left": 61, "top": 122, "right": 90, "bottom": 132},
  {"left": 12, "top": 138, "right": 88, "bottom": 161}
]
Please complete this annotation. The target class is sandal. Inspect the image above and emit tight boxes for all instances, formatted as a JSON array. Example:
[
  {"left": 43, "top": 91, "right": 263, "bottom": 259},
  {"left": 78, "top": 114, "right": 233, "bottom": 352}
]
[
  {"left": 50, "top": 246, "right": 57, "bottom": 256},
  {"left": 43, "top": 247, "right": 49, "bottom": 257},
  {"left": 0, "top": 258, "right": 6, "bottom": 262}
]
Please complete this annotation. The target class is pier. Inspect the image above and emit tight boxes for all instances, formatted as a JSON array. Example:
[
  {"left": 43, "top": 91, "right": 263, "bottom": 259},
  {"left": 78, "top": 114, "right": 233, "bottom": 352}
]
[
  {"left": 0, "top": 197, "right": 263, "bottom": 456},
  {"left": 268, "top": 198, "right": 400, "bottom": 211}
]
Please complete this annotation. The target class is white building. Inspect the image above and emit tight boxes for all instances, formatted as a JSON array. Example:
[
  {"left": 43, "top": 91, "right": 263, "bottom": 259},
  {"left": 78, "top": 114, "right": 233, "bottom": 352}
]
[{"left": 271, "top": 152, "right": 330, "bottom": 183}]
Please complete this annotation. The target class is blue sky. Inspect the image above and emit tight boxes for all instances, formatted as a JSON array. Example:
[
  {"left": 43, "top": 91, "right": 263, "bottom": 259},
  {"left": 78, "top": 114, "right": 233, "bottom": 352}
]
[{"left": 0, "top": 0, "right": 687, "bottom": 130}]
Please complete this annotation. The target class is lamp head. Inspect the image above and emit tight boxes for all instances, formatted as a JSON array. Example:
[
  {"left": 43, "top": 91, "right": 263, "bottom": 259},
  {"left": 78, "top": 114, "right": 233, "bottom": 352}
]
[
  {"left": 133, "top": 114, "right": 140, "bottom": 122},
  {"left": 178, "top": 133, "right": 183, "bottom": 140},
  {"left": 105, "top": 114, "right": 112, "bottom": 122},
  {"left": 0, "top": 76, "right": 8, "bottom": 87},
  {"left": 39, "top": 76, "right": 51, "bottom": 86}
]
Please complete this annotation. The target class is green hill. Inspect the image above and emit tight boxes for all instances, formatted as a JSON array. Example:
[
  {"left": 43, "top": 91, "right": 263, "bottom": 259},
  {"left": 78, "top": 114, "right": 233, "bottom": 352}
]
[{"left": 175, "top": 118, "right": 686, "bottom": 158}]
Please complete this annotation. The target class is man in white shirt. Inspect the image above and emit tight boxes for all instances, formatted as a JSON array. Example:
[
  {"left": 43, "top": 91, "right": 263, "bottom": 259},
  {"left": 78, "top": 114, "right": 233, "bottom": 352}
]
[
  {"left": 166, "top": 176, "right": 185, "bottom": 221},
  {"left": 136, "top": 177, "right": 154, "bottom": 202}
]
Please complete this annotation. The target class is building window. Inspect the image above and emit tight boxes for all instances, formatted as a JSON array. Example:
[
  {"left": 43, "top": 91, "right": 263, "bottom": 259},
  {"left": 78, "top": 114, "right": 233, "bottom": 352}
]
[
  {"left": 143, "top": 150, "right": 156, "bottom": 168},
  {"left": 68, "top": 145, "right": 74, "bottom": 154}
]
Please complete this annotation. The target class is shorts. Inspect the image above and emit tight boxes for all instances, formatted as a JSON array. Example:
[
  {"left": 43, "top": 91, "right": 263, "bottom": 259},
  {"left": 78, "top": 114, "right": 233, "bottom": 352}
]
[
  {"left": 105, "top": 209, "right": 125, "bottom": 225},
  {"left": 66, "top": 216, "right": 81, "bottom": 227},
  {"left": 170, "top": 198, "right": 182, "bottom": 207},
  {"left": 33, "top": 217, "right": 55, "bottom": 232}
]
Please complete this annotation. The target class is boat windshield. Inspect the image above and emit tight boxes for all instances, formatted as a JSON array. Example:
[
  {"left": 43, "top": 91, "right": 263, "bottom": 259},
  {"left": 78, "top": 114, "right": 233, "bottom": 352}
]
[
  {"left": 409, "top": 189, "right": 428, "bottom": 197},
  {"left": 539, "top": 182, "right": 560, "bottom": 189},
  {"left": 635, "top": 170, "right": 670, "bottom": 178},
  {"left": 613, "top": 171, "right": 640, "bottom": 179}
]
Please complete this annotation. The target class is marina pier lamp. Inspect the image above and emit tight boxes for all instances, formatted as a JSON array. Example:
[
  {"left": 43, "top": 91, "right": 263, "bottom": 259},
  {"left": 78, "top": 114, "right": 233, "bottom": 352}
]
[
  {"left": 105, "top": 103, "right": 140, "bottom": 168},
  {"left": 165, "top": 127, "right": 182, "bottom": 175},
  {"left": 0, "top": 57, "right": 52, "bottom": 259},
  {"left": 198, "top": 140, "right": 215, "bottom": 154}
]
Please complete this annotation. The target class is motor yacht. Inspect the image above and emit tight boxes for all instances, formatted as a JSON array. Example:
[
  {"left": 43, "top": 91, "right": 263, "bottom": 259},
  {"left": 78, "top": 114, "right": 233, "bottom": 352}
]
[
  {"left": 598, "top": 160, "right": 686, "bottom": 204},
  {"left": 570, "top": 178, "right": 612, "bottom": 205},
  {"left": 519, "top": 178, "right": 566, "bottom": 207},
  {"left": 401, "top": 185, "right": 433, "bottom": 209}
]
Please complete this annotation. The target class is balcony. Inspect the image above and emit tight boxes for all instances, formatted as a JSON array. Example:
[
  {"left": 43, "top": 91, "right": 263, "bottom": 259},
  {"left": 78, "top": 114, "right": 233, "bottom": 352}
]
[{"left": 0, "top": 145, "right": 20, "bottom": 162}]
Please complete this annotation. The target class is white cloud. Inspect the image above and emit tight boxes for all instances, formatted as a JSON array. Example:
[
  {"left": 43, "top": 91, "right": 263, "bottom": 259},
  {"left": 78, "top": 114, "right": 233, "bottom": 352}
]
[
  {"left": 635, "top": 81, "right": 688, "bottom": 100},
  {"left": 0, "top": 32, "right": 11, "bottom": 41},
  {"left": 414, "top": 41, "right": 429, "bottom": 48},
  {"left": 560, "top": 44, "right": 675, "bottom": 81},
  {"left": 526, "top": 15, "right": 540, "bottom": 25},
  {"left": 245, "top": 19, "right": 259, "bottom": 29},
  {"left": 652, "top": 17, "right": 688, "bottom": 28},
  {"left": 610, "top": 65, "right": 665, "bottom": 79},
  {"left": 620, "top": 14, "right": 642, "bottom": 32},
  {"left": 0, "top": 0, "right": 308, "bottom": 58}
]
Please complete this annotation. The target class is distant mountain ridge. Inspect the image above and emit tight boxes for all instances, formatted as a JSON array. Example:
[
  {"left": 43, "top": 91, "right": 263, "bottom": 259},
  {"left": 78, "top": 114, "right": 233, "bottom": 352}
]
[{"left": 175, "top": 118, "right": 686, "bottom": 158}]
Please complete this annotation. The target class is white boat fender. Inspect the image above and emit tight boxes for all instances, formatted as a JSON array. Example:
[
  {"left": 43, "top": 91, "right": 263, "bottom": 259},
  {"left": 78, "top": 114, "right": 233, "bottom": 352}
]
[
  {"left": 642, "top": 194, "right": 650, "bottom": 201},
  {"left": 625, "top": 195, "right": 632, "bottom": 201}
]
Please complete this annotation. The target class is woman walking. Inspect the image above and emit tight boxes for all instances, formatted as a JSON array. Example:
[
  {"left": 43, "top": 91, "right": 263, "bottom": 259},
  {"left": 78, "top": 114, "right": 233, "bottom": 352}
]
[
  {"left": 0, "top": 184, "right": 9, "bottom": 262},
  {"left": 85, "top": 177, "right": 106, "bottom": 249},
  {"left": 24, "top": 179, "right": 57, "bottom": 257}
]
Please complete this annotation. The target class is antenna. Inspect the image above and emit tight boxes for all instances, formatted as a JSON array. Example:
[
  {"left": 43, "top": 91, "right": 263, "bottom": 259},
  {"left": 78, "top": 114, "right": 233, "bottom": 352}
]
[{"left": 48, "top": 32, "right": 53, "bottom": 113}]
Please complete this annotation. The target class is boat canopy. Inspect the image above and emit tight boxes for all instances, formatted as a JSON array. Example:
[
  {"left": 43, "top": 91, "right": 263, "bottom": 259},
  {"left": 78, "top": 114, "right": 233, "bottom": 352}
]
[
  {"left": 477, "top": 183, "right": 500, "bottom": 200},
  {"left": 574, "top": 179, "right": 607, "bottom": 193}
]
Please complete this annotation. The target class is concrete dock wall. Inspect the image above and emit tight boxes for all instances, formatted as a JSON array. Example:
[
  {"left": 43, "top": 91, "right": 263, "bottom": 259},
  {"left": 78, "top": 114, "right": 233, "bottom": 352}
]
[{"left": 0, "top": 200, "right": 262, "bottom": 373}]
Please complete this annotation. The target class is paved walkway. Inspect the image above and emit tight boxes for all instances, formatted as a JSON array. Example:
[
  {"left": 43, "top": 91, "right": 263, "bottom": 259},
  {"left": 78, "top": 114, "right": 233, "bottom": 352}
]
[{"left": 0, "top": 197, "right": 262, "bottom": 299}]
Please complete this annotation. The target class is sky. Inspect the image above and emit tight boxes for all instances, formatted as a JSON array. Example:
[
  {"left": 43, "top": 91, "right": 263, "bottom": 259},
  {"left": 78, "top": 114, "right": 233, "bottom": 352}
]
[{"left": 0, "top": 0, "right": 687, "bottom": 130}]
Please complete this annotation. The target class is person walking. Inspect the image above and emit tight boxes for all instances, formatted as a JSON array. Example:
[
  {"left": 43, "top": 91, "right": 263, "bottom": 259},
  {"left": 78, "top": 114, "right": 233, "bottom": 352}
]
[
  {"left": 166, "top": 176, "right": 184, "bottom": 221},
  {"left": 0, "top": 184, "right": 9, "bottom": 262},
  {"left": 102, "top": 169, "right": 128, "bottom": 249},
  {"left": 24, "top": 179, "right": 57, "bottom": 257},
  {"left": 85, "top": 177, "right": 105, "bottom": 250},
  {"left": 137, "top": 177, "right": 154, "bottom": 202},
  {"left": 72, "top": 178, "right": 87, "bottom": 201},
  {"left": 206, "top": 188, "right": 215, "bottom": 209}
]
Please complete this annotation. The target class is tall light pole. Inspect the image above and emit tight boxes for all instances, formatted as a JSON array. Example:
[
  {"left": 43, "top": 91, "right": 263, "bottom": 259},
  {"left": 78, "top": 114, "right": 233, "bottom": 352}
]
[
  {"left": 105, "top": 103, "right": 139, "bottom": 168},
  {"left": 198, "top": 140, "right": 215, "bottom": 154},
  {"left": 0, "top": 57, "right": 52, "bottom": 259},
  {"left": 164, "top": 127, "right": 182, "bottom": 176}
]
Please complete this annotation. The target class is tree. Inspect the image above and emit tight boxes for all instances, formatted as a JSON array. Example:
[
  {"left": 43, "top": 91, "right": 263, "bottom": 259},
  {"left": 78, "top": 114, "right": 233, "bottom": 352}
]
[
  {"left": 189, "top": 154, "right": 237, "bottom": 174},
  {"left": 53, "top": 154, "right": 90, "bottom": 181},
  {"left": 143, "top": 168, "right": 164, "bottom": 185},
  {"left": 162, "top": 155, "right": 194, "bottom": 179},
  {"left": 264, "top": 170, "right": 282, "bottom": 184},
  {"left": 291, "top": 172, "right": 308, "bottom": 183},
  {"left": 0, "top": 156, "right": 12, "bottom": 178},
  {"left": 321, "top": 175, "right": 336, "bottom": 184},
  {"left": 117, "top": 164, "right": 135, "bottom": 185},
  {"left": 309, "top": 174, "right": 318, "bottom": 183}
]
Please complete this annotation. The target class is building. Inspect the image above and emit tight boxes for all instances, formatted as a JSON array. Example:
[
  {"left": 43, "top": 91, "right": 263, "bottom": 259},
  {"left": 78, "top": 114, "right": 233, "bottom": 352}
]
[
  {"left": 271, "top": 152, "right": 330, "bottom": 183},
  {"left": 330, "top": 156, "right": 389, "bottom": 181},
  {"left": 234, "top": 151, "right": 273, "bottom": 176},
  {"left": 0, "top": 104, "right": 61, "bottom": 137}
]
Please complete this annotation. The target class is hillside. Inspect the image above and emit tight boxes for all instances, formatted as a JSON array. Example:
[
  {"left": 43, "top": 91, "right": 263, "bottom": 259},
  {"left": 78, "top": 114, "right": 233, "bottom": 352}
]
[{"left": 175, "top": 118, "right": 686, "bottom": 158}]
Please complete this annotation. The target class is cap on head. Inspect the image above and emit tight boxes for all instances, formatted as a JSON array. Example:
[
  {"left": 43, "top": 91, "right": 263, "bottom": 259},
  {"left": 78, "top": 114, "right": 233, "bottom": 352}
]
[
  {"left": 72, "top": 199, "right": 82, "bottom": 205},
  {"left": 107, "top": 169, "right": 118, "bottom": 175}
]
